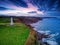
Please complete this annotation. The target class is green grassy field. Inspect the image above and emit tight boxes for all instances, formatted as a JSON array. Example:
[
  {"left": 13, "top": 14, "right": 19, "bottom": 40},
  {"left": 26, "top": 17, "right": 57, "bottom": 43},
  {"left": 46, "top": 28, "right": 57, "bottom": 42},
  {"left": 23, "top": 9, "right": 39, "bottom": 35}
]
[
  {"left": 0, "top": 17, "right": 10, "bottom": 23},
  {"left": 0, "top": 18, "right": 29, "bottom": 45}
]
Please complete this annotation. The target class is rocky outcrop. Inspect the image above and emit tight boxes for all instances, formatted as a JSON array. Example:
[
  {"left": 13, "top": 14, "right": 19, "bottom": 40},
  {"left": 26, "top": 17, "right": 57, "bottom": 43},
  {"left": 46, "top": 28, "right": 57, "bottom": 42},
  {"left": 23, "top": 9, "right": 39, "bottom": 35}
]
[
  {"left": 15, "top": 17, "right": 50, "bottom": 45},
  {"left": 18, "top": 17, "right": 42, "bottom": 25},
  {"left": 24, "top": 25, "right": 50, "bottom": 45}
]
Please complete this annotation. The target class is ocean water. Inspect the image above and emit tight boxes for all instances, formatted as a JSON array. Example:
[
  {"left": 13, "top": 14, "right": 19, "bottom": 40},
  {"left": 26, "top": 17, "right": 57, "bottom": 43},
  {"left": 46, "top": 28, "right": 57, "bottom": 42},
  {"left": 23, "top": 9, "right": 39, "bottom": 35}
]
[{"left": 30, "top": 17, "right": 60, "bottom": 45}]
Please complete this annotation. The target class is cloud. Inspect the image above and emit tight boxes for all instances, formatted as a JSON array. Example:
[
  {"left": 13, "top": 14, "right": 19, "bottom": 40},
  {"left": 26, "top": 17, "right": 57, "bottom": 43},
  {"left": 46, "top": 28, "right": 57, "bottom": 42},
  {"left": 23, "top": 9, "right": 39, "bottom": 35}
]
[
  {"left": 0, "top": 0, "right": 60, "bottom": 11},
  {"left": 29, "top": 0, "right": 60, "bottom": 11},
  {"left": 28, "top": 11, "right": 37, "bottom": 13},
  {"left": 0, "top": 7, "right": 7, "bottom": 10},
  {"left": 9, "top": 0, "right": 28, "bottom": 7}
]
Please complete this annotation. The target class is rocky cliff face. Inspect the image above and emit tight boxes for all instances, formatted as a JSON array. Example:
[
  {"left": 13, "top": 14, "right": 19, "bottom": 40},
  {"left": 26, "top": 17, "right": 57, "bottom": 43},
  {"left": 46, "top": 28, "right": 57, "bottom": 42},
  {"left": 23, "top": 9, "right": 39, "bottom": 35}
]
[
  {"left": 15, "top": 17, "right": 50, "bottom": 45},
  {"left": 18, "top": 17, "right": 42, "bottom": 25}
]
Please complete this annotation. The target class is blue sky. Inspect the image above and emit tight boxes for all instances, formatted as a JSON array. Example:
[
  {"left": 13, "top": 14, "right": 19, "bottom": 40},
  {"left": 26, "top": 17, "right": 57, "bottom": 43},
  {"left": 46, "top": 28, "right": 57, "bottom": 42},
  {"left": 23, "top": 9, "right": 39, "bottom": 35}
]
[
  {"left": 0, "top": 0, "right": 60, "bottom": 16},
  {"left": 0, "top": 0, "right": 60, "bottom": 11}
]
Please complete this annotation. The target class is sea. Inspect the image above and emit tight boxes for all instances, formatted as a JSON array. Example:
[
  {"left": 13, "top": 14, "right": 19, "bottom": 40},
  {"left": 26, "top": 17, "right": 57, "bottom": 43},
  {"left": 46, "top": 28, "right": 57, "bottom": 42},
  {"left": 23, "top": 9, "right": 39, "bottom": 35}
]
[{"left": 30, "top": 17, "right": 60, "bottom": 45}]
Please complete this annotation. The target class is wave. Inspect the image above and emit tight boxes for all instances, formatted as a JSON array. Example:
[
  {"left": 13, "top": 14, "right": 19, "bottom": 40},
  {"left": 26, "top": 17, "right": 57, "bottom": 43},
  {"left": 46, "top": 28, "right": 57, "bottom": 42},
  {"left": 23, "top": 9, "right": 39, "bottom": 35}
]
[{"left": 33, "top": 28, "right": 59, "bottom": 45}]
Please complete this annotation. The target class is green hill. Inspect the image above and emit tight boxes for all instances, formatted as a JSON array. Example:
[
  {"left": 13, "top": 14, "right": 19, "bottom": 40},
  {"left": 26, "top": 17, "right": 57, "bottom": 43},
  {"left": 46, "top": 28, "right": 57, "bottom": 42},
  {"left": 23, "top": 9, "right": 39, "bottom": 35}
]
[{"left": 0, "top": 17, "right": 29, "bottom": 45}]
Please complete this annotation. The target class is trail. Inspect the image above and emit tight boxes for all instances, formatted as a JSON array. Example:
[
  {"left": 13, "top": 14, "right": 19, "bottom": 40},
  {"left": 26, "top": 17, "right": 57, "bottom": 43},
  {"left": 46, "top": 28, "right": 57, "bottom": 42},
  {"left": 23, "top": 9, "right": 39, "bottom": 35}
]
[{"left": 18, "top": 17, "right": 50, "bottom": 45}]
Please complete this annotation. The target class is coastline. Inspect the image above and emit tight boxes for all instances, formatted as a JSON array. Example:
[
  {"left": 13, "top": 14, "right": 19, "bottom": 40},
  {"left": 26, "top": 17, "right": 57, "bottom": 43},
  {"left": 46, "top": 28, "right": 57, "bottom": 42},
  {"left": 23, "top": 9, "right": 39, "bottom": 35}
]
[
  {"left": 16, "top": 17, "right": 50, "bottom": 45},
  {"left": 25, "top": 26, "right": 37, "bottom": 45},
  {"left": 24, "top": 25, "right": 50, "bottom": 45}
]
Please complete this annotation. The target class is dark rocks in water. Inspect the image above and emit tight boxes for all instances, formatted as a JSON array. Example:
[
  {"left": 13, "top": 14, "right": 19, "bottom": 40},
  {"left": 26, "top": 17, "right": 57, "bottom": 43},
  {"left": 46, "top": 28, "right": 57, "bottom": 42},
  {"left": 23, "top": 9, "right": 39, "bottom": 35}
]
[
  {"left": 15, "top": 17, "right": 51, "bottom": 45},
  {"left": 43, "top": 42, "right": 50, "bottom": 45},
  {"left": 36, "top": 32, "right": 51, "bottom": 45},
  {"left": 37, "top": 32, "right": 50, "bottom": 40},
  {"left": 40, "top": 42, "right": 50, "bottom": 45}
]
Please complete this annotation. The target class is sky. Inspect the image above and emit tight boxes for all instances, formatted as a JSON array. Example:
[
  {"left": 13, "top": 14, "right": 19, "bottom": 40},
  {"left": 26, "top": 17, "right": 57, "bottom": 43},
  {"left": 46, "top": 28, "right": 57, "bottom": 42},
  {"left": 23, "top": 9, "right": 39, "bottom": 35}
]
[{"left": 0, "top": 0, "right": 60, "bottom": 16}]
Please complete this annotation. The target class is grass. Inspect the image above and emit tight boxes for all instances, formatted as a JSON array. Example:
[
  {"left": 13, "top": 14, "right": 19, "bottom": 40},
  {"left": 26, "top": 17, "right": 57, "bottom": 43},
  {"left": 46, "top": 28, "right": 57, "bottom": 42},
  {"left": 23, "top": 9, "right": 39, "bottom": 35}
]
[
  {"left": 0, "top": 18, "right": 30, "bottom": 45},
  {"left": 0, "top": 17, "right": 10, "bottom": 23}
]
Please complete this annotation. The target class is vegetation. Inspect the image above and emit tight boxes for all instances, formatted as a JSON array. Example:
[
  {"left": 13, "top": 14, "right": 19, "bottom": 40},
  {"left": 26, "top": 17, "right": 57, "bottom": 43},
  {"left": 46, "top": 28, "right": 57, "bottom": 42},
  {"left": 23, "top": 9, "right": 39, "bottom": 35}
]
[
  {"left": 0, "top": 17, "right": 29, "bottom": 45},
  {"left": 0, "top": 17, "right": 10, "bottom": 23}
]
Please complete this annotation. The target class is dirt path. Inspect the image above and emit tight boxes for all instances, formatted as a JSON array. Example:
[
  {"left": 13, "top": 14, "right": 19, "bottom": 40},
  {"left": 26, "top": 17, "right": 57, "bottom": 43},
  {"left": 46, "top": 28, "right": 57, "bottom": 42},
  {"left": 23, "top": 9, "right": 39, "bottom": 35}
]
[
  {"left": 25, "top": 27, "right": 37, "bottom": 45},
  {"left": 16, "top": 18, "right": 49, "bottom": 45}
]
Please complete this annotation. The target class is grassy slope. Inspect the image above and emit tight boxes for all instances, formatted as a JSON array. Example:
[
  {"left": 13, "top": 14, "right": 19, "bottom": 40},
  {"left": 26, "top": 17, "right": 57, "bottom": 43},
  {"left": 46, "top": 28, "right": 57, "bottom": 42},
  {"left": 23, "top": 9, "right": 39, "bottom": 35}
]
[
  {"left": 0, "top": 17, "right": 10, "bottom": 23},
  {"left": 0, "top": 18, "right": 29, "bottom": 45}
]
